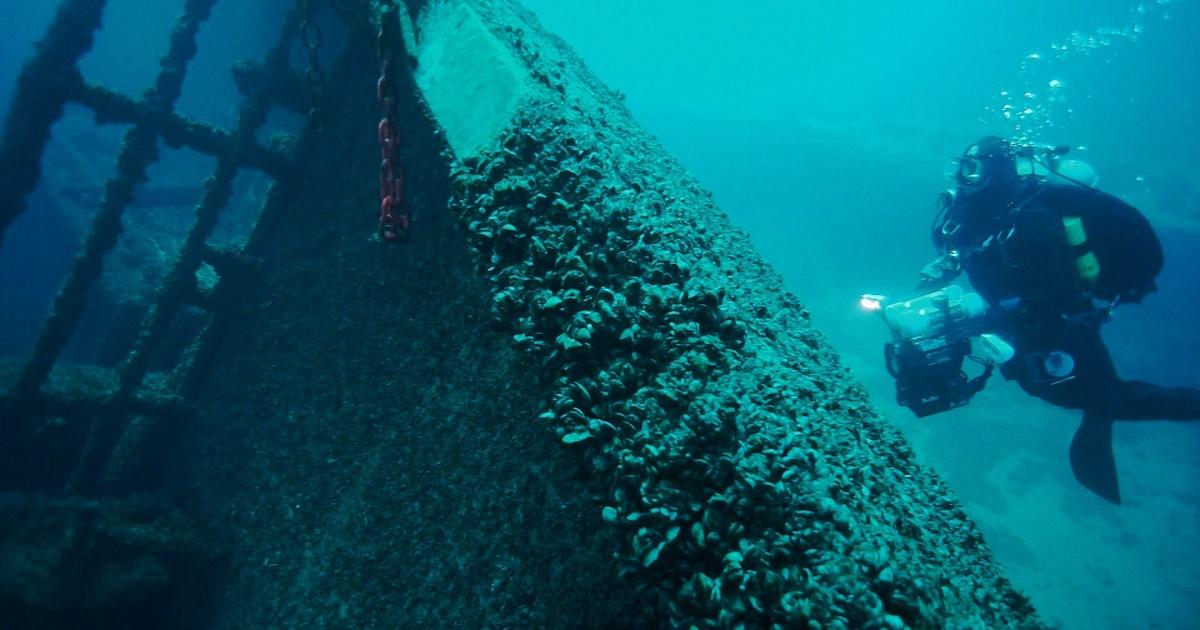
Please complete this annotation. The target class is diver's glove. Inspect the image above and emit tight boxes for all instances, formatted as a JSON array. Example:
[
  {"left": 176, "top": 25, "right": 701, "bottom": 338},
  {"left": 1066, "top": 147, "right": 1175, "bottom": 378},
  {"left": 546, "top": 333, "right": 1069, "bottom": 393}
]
[{"left": 916, "top": 252, "right": 962, "bottom": 292}]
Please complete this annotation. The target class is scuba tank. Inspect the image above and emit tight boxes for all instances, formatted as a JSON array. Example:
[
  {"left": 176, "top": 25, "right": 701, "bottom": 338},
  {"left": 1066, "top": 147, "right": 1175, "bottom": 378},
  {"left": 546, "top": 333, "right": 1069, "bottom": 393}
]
[
  {"left": 1014, "top": 144, "right": 1100, "bottom": 188},
  {"left": 1048, "top": 159, "right": 1099, "bottom": 187},
  {"left": 1017, "top": 156, "right": 1100, "bottom": 188},
  {"left": 1015, "top": 144, "right": 1106, "bottom": 288}
]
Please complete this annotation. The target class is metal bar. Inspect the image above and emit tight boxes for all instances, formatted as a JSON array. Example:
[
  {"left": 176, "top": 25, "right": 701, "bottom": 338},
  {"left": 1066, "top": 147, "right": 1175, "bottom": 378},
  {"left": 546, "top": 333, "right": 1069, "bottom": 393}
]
[
  {"left": 70, "top": 81, "right": 293, "bottom": 177},
  {"left": 179, "top": 178, "right": 292, "bottom": 398},
  {"left": 118, "top": 8, "right": 304, "bottom": 395},
  {"left": 201, "top": 244, "right": 250, "bottom": 275},
  {"left": 0, "top": 389, "right": 191, "bottom": 423},
  {"left": 16, "top": 126, "right": 157, "bottom": 396},
  {"left": 16, "top": 0, "right": 219, "bottom": 398},
  {"left": 231, "top": 60, "right": 308, "bottom": 114},
  {"left": 118, "top": 160, "right": 236, "bottom": 394},
  {"left": 174, "top": 7, "right": 320, "bottom": 399},
  {"left": 0, "top": 0, "right": 107, "bottom": 250}
]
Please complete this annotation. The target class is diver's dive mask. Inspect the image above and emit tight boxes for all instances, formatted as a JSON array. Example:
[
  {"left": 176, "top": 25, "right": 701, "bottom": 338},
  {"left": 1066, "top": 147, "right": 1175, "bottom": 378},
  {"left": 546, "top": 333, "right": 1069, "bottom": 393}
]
[
  {"left": 944, "top": 137, "right": 1017, "bottom": 190},
  {"left": 943, "top": 156, "right": 984, "bottom": 186}
]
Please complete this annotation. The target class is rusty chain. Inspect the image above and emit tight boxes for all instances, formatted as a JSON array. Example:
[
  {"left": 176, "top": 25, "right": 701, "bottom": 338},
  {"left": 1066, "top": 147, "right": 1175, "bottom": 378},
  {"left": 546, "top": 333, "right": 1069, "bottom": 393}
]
[{"left": 376, "top": 0, "right": 408, "bottom": 240}]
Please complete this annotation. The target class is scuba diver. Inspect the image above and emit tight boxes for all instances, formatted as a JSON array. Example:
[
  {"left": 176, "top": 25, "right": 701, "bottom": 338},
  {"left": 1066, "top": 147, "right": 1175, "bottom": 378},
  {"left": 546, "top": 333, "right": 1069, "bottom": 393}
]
[{"left": 915, "top": 136, "right": 1200, "bottom": 504}]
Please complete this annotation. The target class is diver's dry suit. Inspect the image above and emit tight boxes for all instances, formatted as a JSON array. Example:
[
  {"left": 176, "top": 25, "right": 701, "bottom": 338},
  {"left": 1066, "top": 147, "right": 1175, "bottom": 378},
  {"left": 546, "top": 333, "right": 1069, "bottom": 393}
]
[{"left": 933, "top": 137, "right": 1200, "bottom": 503}]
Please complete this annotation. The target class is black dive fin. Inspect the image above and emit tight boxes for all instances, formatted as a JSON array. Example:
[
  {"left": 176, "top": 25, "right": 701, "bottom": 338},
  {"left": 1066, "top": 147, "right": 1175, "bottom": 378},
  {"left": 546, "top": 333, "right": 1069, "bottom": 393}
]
[{"left": 1069, "top": 414, "right": 1121, "bottom": 504}]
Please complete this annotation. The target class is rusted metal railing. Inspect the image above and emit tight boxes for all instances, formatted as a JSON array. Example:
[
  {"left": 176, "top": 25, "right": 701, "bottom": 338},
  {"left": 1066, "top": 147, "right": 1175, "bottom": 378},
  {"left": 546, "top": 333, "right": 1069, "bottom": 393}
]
[{"left": 0, "top": 0, "right": 343, "bottom": 495}]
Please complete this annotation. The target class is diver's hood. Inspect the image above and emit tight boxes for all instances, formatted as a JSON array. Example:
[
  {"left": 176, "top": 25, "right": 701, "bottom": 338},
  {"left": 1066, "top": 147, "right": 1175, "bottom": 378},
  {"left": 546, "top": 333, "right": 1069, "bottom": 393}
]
[
  {"left": 933, "top": 137, "right": 1030, "bottom": 249},
  {"left": 953, "top": 136, "right": 1021, "bottom": 202}
]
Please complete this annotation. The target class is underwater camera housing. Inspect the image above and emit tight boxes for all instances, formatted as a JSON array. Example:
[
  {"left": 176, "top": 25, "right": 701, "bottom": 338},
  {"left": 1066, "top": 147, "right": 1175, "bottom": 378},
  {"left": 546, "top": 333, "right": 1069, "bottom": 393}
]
[
  {"left": 862, "top": 286, "right": 999, "bottom": 417},
  {"left": 885, "top": 334, "right": 975, "bottom": 417}
]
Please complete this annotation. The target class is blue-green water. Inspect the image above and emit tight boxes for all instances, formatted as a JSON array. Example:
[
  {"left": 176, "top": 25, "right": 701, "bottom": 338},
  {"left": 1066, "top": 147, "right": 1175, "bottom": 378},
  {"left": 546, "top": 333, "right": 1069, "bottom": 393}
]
[{"left": 522, "top": 1, "right": 1199, "bottom": 627}]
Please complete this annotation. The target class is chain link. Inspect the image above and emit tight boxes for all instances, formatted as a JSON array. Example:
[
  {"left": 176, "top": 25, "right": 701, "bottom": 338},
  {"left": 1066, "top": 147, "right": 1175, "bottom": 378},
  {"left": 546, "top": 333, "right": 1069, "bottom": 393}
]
[
  {"left": 376, "top": 0, "right": 408, "bottom": 241},
  {"left": 299, "top": 0, "right": 326, "bottom": 132}
]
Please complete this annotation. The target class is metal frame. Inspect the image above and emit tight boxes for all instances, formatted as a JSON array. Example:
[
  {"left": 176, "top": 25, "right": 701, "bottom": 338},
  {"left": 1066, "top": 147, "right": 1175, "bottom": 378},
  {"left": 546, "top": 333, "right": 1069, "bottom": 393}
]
[{"left": 0, "top": 0, "right": 335, "bottom": 494}]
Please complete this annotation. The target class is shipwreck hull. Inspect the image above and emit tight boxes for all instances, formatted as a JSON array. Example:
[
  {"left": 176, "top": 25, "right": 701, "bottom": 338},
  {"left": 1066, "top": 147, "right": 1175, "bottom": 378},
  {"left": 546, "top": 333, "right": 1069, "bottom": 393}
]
[
  {"left": 0, "top": 0, "right": 1040, "bottom": 627},
  {"left": 174, "top": 10, "right": 633, "bottom": 624}
]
